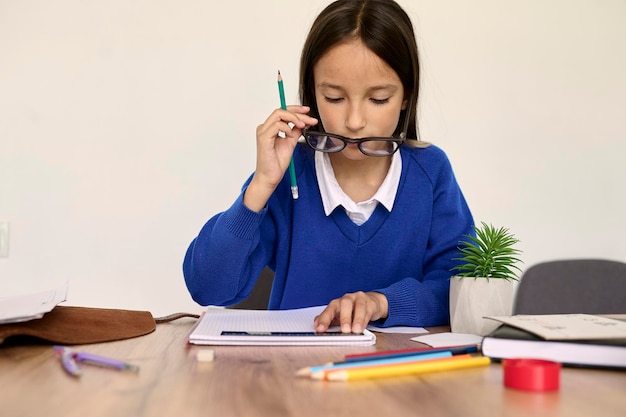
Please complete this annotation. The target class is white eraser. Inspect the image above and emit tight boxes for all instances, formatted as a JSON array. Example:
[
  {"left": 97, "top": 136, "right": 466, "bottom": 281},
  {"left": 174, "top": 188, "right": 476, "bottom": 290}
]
[{"left": 196, "top": 349, "right": 215, "bottom": 362}]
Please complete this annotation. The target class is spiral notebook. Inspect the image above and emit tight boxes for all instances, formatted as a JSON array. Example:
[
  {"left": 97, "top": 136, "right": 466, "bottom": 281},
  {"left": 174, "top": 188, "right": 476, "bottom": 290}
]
[{"left": 188, "top": 306, "right": 376, "bottom": 346}]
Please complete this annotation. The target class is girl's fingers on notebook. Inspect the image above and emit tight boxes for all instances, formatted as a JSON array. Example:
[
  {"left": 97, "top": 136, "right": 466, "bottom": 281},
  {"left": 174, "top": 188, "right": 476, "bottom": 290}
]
[
  {"left": 348, "top": 294, "right": 369, "bottom": 334},
  {"left": 345, "top": 291, "right": 387, "bottom": 334},
  {"left": 314, "top": 295, "right": 361, "bottom": 334},
  {"left": 315, "top": 291, "right": 389, "bottom": 334},
  {"left": 339, "top": 296, "right": 357, "bottom": 333}
]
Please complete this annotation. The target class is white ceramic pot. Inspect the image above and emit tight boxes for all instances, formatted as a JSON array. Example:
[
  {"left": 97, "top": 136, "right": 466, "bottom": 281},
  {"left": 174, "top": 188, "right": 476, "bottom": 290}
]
[{"left": 449, "top": 276, "right": 517, "bottom": 336}]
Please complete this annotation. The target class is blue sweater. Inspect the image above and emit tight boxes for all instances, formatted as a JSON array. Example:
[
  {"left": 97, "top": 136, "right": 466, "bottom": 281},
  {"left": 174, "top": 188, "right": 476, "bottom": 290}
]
[{"left": 183, "top": 143, "right": 473, "bottom": 327}]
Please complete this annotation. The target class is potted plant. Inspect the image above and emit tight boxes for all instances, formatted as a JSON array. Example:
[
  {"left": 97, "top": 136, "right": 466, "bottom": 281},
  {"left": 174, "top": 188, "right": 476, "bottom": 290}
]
[{"left": 449, "top": 222, "right": 523, "bottom": 336}]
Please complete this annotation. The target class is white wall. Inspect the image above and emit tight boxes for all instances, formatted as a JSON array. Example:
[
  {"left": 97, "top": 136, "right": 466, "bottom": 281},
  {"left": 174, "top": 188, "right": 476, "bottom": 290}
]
[{"left": 1, "top": 0, "right": 625, "bottom": 316}]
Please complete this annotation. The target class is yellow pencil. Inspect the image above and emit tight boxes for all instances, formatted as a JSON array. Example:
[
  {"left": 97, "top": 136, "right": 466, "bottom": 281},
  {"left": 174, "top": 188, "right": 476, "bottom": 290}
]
[{"left": 325, "top": 355, "right": 491, "bottom": 382}]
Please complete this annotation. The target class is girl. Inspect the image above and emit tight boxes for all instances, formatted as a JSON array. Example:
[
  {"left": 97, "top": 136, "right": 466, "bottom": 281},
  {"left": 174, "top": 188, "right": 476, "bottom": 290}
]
[{"left": 183, "top": 0, "right": 473, "bottom": 334}]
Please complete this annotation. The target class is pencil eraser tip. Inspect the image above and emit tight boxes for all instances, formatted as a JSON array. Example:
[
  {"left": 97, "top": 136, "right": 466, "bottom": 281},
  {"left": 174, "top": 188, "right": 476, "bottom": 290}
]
[{"left": 196, "top": 349, "right": 215, "bottom": 362}]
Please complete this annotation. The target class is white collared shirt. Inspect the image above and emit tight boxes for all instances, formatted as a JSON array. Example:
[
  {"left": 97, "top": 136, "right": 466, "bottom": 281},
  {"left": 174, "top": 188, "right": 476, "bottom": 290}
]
[{"left": 315, "top": 150, "right": 402, "bottom": 226}]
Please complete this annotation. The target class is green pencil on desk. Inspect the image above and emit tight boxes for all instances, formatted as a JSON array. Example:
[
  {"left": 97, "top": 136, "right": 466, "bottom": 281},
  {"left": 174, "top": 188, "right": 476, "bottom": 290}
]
[{"left": 277, "top": 70, "right": 299, "bottom": 200}]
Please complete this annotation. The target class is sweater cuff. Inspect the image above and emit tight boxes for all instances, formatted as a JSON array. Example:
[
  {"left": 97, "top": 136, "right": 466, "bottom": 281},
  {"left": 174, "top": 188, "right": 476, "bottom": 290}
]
[
  {"left": 379, "top": 280, "right": 418, "bottom": 327},
  {"left": 220, "top": 192, "right": 265, "bottom": 241}
]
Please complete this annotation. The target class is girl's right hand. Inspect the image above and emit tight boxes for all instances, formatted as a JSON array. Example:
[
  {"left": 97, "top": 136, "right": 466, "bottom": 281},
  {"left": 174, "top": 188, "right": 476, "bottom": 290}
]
[{"left": 243, "top": 105, "right": 318, "bottom": 212}]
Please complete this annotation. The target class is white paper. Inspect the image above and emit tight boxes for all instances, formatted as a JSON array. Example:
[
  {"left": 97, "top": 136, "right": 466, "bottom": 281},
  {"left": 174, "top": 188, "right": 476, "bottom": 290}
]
[
  {"left": 189, "top": 305, "right": 376, "bottom": 346},
  {"left": 0, "top": 282, "right": 68, "bottom": 324},
  {"left": 411, "top": 332, "right": 483, "bottom": 348}
]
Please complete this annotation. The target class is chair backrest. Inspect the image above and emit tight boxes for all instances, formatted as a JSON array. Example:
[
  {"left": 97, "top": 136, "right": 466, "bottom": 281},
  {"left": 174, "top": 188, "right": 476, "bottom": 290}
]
[
  {"left": 513, "top": 259, "right": 626, "bottom": 315},
  {"left": 228, "top": 267, "right": 274, "bottom": 310}
]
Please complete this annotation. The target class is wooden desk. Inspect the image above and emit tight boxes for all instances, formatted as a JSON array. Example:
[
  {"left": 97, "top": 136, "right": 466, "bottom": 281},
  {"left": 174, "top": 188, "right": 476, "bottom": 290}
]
[{"left": 1, "top": 319, "right": 625, "bottom": 417}]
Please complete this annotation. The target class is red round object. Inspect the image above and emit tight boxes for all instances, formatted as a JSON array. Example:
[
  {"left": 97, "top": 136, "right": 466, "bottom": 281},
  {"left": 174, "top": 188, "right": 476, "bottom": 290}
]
[{"left": 503, "top": 359, "right": 561, "bottom": 391}]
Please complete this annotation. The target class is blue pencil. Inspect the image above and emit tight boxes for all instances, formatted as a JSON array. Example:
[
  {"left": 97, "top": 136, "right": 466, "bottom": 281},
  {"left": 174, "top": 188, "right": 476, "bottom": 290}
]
[{"left": 344, "top": 345, "right": 479, "bottom": 363}]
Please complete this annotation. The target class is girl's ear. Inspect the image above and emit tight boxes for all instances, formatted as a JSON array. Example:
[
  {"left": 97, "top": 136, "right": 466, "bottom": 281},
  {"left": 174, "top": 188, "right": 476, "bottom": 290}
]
[{"left": 401, "top": 92, "right": 411, "bottom": 110}]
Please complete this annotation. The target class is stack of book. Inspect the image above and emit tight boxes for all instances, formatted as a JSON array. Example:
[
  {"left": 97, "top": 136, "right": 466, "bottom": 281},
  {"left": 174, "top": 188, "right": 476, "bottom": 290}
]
[{"left": 481, "top": 314, "right": 626, "bottom": 369}]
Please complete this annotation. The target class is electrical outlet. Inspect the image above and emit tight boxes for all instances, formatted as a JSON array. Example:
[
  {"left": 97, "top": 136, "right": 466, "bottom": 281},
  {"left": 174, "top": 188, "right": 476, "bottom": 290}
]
[{"left": 0, "top": 222, "right": 9, "bottom": 257}]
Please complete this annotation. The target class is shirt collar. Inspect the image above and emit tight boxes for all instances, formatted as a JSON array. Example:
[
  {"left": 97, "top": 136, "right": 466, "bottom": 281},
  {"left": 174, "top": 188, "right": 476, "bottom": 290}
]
[{"left": 315, "top": 150, "right": 402, "bottom": 216}]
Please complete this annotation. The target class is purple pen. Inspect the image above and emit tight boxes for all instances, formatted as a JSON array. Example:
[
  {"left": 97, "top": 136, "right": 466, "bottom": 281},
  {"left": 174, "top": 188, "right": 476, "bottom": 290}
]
[{"left": 73, "top": 351, "right": 140, "bottom": 372}]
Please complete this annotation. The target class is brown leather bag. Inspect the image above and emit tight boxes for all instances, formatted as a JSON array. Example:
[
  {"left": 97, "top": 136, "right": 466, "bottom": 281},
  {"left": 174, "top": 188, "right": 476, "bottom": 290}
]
[{"left": 0, "top": 305, "right": 156, "bottom": 345}]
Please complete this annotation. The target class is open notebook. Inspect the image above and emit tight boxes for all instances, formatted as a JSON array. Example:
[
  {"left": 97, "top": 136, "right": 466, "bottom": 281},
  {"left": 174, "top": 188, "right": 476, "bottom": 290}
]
[{"left": 188, "top": 305, "right": 376, "bottom": 346}]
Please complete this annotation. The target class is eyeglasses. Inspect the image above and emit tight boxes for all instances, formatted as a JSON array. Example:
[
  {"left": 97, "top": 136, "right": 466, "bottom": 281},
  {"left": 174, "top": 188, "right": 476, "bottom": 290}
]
[
  {"left": 304, "top": 132, "right": 403, "bottom": 156},
  {"left": 303, "top": 97, "right": 413, "bottom": 157}
]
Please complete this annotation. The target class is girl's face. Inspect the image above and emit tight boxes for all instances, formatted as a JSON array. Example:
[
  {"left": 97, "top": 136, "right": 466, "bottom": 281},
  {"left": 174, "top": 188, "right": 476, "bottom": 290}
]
[{"left": 313, "top": 39, "right": 407, "bottom": 161}]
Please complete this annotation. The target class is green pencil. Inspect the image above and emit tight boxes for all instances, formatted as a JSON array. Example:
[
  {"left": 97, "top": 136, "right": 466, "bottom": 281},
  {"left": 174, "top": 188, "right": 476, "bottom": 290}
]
[{"left": 277, "top": 70, "right": 299, "bottom": 200}]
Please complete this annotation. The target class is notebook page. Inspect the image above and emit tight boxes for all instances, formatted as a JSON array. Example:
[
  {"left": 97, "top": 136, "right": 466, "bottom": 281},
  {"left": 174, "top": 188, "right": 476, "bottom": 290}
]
[{"left": 193, "top": 305, "right": 325, "bottom": 336}]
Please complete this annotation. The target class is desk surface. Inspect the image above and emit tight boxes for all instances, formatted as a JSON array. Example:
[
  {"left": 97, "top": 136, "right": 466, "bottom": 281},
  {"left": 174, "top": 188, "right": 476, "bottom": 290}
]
[{"left": 1, "top": 318, "right": 625, "bottom": 417}]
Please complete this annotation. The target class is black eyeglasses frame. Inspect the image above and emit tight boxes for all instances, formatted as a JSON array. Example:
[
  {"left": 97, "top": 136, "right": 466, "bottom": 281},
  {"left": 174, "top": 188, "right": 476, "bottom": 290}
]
[{"left": 303, "top": 96, "right": 414, "bottom": 157}]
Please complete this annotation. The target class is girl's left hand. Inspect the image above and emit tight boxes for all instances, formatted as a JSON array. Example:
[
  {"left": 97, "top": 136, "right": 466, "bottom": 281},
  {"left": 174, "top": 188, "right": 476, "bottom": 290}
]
[{"left": 313, "top": 291, "right": 389, "bottom": 334}]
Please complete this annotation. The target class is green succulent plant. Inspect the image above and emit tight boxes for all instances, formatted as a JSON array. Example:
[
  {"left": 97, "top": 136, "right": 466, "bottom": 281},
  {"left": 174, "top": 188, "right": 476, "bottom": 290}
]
[{"left": 452, "top": 222, "right": 523, "bottom": 281}]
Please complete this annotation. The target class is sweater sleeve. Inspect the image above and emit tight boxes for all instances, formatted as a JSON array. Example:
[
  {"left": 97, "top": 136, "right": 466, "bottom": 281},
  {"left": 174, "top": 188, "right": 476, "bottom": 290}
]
[
  {"left": 376, "top": 147, "right": 474, "bottom": 327},
  {"left": 183, "top": 189, "right": 276, "bottom": 307}
]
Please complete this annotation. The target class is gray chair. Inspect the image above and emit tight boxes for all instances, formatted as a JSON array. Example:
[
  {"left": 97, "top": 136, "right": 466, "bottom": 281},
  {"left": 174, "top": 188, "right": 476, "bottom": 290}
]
[
  {"left": 513, "top": 259, "right": 626, "bottom": 315},
  {"left": 229, "top": 267, "right": 274, "bottom": 310}
]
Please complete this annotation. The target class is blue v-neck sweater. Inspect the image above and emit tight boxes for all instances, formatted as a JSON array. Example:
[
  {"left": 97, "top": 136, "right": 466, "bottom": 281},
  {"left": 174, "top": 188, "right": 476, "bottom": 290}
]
[{"left": 184, "top": 144, "right": 473, "bottom": 327}]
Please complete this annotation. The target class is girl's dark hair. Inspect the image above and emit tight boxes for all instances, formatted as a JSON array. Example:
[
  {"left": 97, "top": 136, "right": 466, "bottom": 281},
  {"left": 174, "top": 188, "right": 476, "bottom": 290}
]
[{"left": 299, "top": 0, "right": 420, "bottom": 141}]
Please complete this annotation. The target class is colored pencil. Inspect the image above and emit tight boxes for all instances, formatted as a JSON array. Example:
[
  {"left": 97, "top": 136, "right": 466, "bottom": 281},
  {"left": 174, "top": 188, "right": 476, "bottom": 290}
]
[
  {"left": 298, "top": 351, "right": 452, "bottom": 379},
  {"left": 277, "top": 70, "right": 298, "bottom": 200},
  {"left": 325, "top": 355, "right": 490, "bottom": 382},
  {"left": 344, "top": 345, "right": 479, "bottom": 363}
]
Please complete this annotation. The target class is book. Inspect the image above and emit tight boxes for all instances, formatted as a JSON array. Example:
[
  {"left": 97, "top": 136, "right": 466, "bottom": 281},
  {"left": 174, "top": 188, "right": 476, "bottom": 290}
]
[
  {"left": 481, "top": 324, "right": 626, "bottom": 369},
  {"left": 188, "top": 305, "right": 376, "bottom": 346},
  {"left": 484, "top": 314, "right": 626, "bottom": 340}
]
